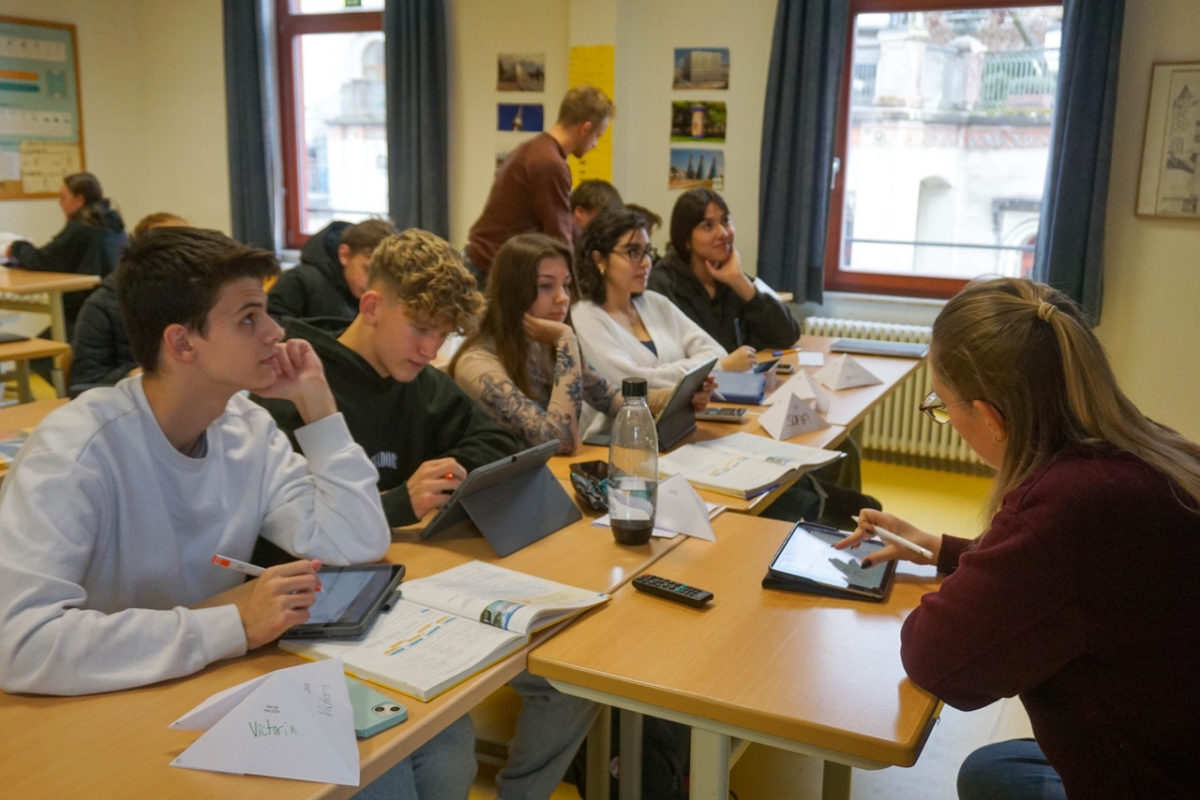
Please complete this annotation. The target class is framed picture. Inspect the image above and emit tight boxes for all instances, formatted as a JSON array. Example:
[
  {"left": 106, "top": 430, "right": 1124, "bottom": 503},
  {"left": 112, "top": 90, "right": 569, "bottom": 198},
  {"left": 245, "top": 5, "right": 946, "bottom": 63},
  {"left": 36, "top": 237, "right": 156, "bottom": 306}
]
[
  {"left": 1136, "top": 61, "right": 1200, "bottom": 218},
  {"left": 673, "top": 48, "right": 729, "bottom": 90},
  {"left": 670, "top": 101, "right": 726, "bottom": 143},
  {"left": 668, "top": 148, "right": 724, "bottom": 191}
]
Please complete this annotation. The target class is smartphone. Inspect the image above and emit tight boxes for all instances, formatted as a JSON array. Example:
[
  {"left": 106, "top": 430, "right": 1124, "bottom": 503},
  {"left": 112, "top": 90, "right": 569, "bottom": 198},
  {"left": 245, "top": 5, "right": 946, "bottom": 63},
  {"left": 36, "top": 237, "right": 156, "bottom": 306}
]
[
  {"left": 776, "top": 363, "right": 795, "bottom": 374},
  {"left": 696, "top": 407, "right": 748, "bottom": 423},
  {"left": 346, "top": 677, "right": 408, "bottom": 738},
  {"left": 752, "top": 358, "right": 780, "bottom": 374}
]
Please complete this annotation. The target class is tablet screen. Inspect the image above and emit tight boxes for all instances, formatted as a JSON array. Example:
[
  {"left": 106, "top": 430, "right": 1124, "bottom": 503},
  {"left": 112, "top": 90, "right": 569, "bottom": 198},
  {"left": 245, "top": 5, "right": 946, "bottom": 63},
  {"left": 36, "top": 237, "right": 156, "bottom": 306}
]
[
  {"left": 285, "top": 565, "right": 403, "bottom": 637},
  {"left": 770, "top": 526, "right": 889, "bottom": 591}
]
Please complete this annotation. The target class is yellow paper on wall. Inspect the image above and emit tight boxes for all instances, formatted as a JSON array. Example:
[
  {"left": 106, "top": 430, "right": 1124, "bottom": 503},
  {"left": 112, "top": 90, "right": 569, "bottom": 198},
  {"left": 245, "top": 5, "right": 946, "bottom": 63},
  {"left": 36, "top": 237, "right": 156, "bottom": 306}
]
[{"left": 567, "top": 44, "right": 614, "bottom": 186}]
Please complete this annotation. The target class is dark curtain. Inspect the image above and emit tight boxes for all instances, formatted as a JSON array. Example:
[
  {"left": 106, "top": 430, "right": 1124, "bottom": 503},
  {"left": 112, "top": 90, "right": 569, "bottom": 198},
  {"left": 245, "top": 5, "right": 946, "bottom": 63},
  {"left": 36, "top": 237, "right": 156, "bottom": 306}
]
[
  {"left": 222, "top": 0, "right": 274, "bottom": 249},
  {"left": 757, "top": 0, "right": 851, "bottom": 304},
  {"left": 1033, "top": 0, "right": 1125, "bottom": 323},
  {"left": 385, "top": 0, "right": 450, "bottom": 238}
]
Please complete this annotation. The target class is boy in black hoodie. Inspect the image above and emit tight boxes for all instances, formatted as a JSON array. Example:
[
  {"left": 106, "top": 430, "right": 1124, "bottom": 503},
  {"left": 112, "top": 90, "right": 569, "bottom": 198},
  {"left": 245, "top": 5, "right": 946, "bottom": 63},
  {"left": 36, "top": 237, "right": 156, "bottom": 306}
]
[
  {"left": 256, "top": 229, "right": 597, "bottom": 799},
  {"left": 267, "top": 218, "right": 395, "bottom": 321}
]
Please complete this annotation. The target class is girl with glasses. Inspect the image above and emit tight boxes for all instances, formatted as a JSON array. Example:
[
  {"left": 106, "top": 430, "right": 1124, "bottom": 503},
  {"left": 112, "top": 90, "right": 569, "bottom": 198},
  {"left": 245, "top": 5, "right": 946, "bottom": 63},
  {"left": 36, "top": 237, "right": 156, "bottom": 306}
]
[
  {"left": 838, "top": 278, "right": 1200, "bottom": 799},
  {"left": 450, "top": 233, "right": 708, "bottom": 453},
  {"left": 648, "top": 188, "right": 799, "bottom": 358}
]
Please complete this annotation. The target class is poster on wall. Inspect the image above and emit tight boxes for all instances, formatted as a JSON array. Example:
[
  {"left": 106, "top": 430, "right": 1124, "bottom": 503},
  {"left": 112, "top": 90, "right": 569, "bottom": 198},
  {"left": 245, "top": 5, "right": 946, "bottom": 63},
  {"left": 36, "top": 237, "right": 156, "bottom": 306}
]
[
  {"left": 669, "top": 148, "right": 724, "bottom": 191},
  {"left": 0, "top": 16, "right": 85, "bottom": 201},
  {"left": 670, "top": 101, "right": 726, "bottom": 143},
  {"left": 673, "top": 48, "right": 730, "bottom": 90},
  {"left": 497, "top": 54, "right": 545, "bottom": 92},
  {"left": 497, "top": 104, "right": 544, "bottom": 132},
  {"left": 567, "top": 44, "right": 615, "bottom": 185},
  {"left": 1136, "top": 61, "right": 1200, "bottom": 219}
]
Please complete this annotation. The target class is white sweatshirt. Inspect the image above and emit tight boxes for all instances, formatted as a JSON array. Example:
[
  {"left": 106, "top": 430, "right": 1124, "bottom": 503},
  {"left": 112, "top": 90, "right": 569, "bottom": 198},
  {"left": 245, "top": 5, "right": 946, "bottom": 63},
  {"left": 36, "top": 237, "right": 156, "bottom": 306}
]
[{"left": 0, "top": 377, "right": 390, "bottom": 696}]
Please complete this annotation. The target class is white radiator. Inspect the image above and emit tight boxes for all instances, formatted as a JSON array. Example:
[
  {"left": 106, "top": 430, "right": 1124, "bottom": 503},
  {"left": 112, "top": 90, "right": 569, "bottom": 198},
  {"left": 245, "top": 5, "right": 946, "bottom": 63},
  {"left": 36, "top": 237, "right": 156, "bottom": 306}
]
[{"left": 803, "top": 317, "right": 989, "bottom": 474}]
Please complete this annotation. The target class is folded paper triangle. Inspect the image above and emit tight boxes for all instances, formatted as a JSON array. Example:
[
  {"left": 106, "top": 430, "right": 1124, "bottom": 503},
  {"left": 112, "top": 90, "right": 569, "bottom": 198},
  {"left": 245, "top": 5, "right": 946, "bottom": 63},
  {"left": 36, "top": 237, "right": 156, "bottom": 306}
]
[
  {"left": 759, "top": 393, "right": 829, "bottom": 440},
  {"left": 814, "top": 354, "right": 883, "bottom": 390},
  {"left": 764, "top": 371, "right": 830, "bottom": 413}
]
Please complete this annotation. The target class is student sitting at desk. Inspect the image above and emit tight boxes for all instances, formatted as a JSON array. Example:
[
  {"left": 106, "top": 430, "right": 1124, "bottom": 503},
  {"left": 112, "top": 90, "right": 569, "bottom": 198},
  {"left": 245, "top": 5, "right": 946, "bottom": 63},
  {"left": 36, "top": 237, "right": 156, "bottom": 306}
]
[
  {"left": 0, "top": 226, "right": 392, "bottom": 695},
  {"left": 256, "top": 229, "right": 598, "bottom": 800},
  {"left": 4, "top": 172, "right": 129, "bottom": 338},
  {"left": 268, "top": 218, "right": 397, "bottom": 322},
  {"left": 648, "top": 187, "right": 800, "bottom": 353},
  {"left": 449, "top": 233, "right": 712, "bottom": 453},
  {"left": 839, "top": 278, "right": 1200, "bottom": 799},
  {"left": 68, "top": 212, "right": 188, "bottom": 397},
  {"left": 568, "top": 178, "right": 623, "bottom": 233}
]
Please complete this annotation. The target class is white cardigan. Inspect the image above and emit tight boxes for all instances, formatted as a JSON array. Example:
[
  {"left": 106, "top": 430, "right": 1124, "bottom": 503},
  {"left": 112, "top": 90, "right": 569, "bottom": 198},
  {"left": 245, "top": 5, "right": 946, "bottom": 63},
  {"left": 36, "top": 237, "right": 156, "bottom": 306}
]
[{"left": 571, "top": 290, "right": 727, "bottom": 428}]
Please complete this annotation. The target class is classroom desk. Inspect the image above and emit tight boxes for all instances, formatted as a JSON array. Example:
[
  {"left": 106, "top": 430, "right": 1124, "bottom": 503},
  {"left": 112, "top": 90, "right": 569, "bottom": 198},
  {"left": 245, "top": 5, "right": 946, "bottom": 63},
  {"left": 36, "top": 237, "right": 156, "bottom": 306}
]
[
  {"left": 0, "top": 267, "right": 99, "bottom": 395},
  {"left": 529, "top": 514, "right": 943, "bottom": 800},
  {"left": 0, "top": 338, "right": 71, "bottom": 402},
  {"left": 0, "top": 396, "right": 69, "bottom": 480},
  {"left": 0, "top": 504, "right": 688, "bottom": 799}
]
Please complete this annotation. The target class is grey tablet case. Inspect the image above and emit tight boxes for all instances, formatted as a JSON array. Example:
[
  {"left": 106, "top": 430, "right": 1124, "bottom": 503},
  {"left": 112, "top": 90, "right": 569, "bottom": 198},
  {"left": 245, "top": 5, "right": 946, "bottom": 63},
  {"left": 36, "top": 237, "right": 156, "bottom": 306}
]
[
  {"left": 583, "top": 357, "right": 718, "bottom": 452},
  {"left": 420, "top": 440, "right": 582, "bottom": 557}
]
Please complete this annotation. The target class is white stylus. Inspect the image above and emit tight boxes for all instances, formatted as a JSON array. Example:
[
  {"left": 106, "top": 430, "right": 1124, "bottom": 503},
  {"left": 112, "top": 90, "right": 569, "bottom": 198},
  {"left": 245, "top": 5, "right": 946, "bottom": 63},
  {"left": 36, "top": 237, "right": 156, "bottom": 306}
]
[{"left": 851, "top": 515, "right": 934, "bottom": 560}]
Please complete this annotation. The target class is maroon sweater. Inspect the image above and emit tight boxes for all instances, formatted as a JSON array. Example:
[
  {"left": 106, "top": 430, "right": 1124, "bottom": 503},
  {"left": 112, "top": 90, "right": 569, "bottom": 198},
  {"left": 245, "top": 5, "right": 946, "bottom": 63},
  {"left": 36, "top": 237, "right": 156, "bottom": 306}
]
[
  {"left": 902, "top": 448, "right": 1200, "bottom": 798},
  {"left": 465, "top": 133, "right": 576, "bottom": 272}
]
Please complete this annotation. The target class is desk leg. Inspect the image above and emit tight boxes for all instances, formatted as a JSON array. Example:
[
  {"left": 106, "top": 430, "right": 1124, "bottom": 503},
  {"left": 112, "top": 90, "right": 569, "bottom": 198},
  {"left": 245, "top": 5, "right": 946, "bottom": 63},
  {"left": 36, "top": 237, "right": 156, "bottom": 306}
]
[
  {"left": 689, "top": 728, "right": 730, "bottom": 800},
  {"left": 822, "top": 760, "right": 852, "bottom": 800},
  {"left": 15, "top": 361, "right": 33, "bottom": 403},
  {"left": 48, "top": 291, "right": 67, "bottom": 397},
  {"left": 586, "top": 705, "right": 612, "bottom": 800},
  {"left": 618, "top": 709, "right": 643, "bottom": 800}
]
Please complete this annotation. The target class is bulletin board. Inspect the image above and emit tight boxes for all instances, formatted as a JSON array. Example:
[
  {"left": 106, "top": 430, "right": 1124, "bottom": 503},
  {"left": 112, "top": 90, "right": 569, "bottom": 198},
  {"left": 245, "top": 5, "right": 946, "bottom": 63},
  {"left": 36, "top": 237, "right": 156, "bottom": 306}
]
[{"left": 0, "top": 16, "right": 85, "bottom": 201}]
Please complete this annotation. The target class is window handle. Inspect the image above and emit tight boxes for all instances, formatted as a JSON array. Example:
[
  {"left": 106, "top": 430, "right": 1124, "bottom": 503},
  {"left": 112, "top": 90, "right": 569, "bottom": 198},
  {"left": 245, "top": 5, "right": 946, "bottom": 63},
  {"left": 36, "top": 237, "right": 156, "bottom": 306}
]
[{"left": 830, "top": 157, "right": 842, "bottom": 191}]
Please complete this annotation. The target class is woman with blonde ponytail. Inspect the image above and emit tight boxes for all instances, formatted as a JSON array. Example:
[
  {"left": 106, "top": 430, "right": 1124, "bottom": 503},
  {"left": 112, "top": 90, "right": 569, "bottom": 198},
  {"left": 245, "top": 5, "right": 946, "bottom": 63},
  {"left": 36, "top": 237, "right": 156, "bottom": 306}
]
[{"left": 838, "top": 278, "right": 1200, "bottom": 799}]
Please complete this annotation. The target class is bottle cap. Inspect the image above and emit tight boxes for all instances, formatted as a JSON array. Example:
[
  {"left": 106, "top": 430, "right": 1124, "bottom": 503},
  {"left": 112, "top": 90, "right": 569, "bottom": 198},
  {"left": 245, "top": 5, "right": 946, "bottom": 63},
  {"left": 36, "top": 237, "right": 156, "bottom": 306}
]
[{"left": 621, "top": 378, "right": 648, "bottom": 398}]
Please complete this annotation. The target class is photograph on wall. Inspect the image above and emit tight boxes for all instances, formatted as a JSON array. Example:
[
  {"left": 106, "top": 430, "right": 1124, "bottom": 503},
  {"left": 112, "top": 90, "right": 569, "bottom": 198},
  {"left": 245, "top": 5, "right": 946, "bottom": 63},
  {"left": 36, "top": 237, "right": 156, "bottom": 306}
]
[
  {"left": 670, "top": 101, "right": 726, "bottom": 143},
  {"left": 1137, "top": 61, "right": 1200, "bottom": 219},
  {"left": 669, "top": 148, "right": 724, "bottom": 191},
  {"left": 497, "top": 53, "right": 545, "bottom": 92},
  {"left": 673, "top": 48, "right": 730, "bottom": 90},
  {"left": 497, "top": 104, "right": 544, "bottom": 132}
]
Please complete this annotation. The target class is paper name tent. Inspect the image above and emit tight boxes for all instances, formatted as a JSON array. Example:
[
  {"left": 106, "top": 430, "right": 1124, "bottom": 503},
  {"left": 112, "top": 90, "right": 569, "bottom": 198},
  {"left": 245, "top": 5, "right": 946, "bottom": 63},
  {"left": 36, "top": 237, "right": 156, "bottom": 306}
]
[
  {"left": 814, "top": 354, "right": 882, "bottom": 390},
  {"left": 169, "top": 657, "right": 359, "bottom": 786},
  {"left": 764, "top": 371, "right": 829, "bottom": 413},
  {"left": 759, "top": 392, "right": 829, "bottom": 440}
]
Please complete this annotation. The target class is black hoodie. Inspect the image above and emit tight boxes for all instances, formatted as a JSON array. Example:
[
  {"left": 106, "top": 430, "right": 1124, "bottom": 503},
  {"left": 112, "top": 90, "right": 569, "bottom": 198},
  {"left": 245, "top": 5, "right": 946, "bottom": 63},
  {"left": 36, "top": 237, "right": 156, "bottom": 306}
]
[
  {"left": 253, "top": 317, "right": 521, "bottom": 527},
  {"left": 267, "top": 221, "right": 358, "bottom": 321},
  {"left": 11, "top": 202, "right": 128, "bottom": 334}
]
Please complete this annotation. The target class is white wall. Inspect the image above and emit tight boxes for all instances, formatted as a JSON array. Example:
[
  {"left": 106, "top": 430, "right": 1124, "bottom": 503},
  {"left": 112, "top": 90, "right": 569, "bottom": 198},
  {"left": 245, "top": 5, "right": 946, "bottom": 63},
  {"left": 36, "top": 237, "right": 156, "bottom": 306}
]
[
  {"left": 1, "top": 0, "right": 229, "bottom": 245},
  {"left": 1096, "top": 0, "right": 1200, "bottom": 441}
]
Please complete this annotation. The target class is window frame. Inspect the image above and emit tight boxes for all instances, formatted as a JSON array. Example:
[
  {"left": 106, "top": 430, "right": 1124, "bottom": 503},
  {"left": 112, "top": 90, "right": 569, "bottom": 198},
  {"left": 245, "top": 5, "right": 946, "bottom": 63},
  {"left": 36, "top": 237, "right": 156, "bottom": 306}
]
[
  {"left": 823, "top": 0, "right": 1061, "bottom": 299},
  {"left": 275, "top": 0, "right": 384, "bottom": 250}
]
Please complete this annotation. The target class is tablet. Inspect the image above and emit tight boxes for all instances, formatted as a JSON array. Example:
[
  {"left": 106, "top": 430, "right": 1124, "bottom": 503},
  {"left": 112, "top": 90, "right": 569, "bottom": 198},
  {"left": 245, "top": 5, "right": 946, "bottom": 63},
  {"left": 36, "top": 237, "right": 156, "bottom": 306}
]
[
  {"left": 283, "top": 564, "right": 405, "bottom": 639},
  {"left": 763, "top": 522, "right": 896, "bottom": 601},
  {"left": 583, "top": 358, "right": 717, "bottom": 451}
]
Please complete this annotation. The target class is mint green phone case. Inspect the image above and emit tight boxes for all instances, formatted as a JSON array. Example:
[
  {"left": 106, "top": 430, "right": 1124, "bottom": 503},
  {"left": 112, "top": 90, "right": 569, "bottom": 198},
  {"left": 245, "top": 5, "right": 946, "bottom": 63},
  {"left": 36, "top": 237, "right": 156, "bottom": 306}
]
[{"left": 346, "top": 676, "right": 408, "bottom": 738}]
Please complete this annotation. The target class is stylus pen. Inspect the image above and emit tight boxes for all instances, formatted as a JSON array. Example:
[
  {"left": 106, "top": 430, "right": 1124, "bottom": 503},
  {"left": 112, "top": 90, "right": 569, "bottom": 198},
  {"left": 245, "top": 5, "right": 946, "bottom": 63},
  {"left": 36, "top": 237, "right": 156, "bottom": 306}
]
[
  {"left": 211, "top": 553, "right": 264, "bottom": 577},
  {"left": 850, "top": 516, "right": 934, "bottom": 559}
]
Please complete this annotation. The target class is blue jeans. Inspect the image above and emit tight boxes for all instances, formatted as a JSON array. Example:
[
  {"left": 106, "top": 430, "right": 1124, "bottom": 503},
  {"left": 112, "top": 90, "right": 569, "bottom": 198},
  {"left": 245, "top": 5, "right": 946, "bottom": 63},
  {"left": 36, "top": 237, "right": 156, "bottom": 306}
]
[
  {"left": 354, "top": 715, "right": 477, "bottom": 800},
  {"left": 957, "top": 739, "right": 1066, "bottom": 800}
]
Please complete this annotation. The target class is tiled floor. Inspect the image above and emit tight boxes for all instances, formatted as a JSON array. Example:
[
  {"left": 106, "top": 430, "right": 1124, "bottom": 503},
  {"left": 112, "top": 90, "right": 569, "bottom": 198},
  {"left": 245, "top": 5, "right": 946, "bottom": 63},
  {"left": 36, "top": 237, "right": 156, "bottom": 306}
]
[{"left": 469, "top": 460, "right": 1032, "bottom": 800}]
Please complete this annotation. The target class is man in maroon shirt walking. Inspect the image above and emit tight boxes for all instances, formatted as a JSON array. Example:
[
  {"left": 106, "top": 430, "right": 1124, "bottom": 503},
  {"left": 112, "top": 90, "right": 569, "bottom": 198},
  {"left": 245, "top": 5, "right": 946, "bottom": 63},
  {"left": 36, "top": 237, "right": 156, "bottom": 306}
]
[{"left": 464, "top": 86, "right": 614, "bottom": 285}]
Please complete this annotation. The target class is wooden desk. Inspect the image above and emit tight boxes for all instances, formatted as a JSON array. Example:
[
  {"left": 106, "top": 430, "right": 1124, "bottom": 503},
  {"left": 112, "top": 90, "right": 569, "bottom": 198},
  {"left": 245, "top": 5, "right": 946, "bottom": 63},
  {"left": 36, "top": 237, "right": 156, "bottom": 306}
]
[
  {"left": 0, "top": 268, "right": 99, "bottom": 395},
  {"left": 0, "top": 397, "right": 69, "bottom": 480},
  {"left": 0, "top": 338, "right": 72, "bottom": 403},
  {"left": 0, "top": 510, "right": 687, "bottom": 799},
  {"left": 529, "top": 514, "right": 943, "bottom": 800}
]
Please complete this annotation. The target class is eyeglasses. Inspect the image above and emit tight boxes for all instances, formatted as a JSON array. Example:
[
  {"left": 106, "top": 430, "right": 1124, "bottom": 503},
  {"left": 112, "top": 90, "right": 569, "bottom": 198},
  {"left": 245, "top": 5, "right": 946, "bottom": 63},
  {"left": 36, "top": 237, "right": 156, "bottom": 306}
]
[
  {"left": 612, "top": 244, "right": 659, "bottom": 263},
  {"left": 919, "top": 391, "right": 966, "bottom": 425}
]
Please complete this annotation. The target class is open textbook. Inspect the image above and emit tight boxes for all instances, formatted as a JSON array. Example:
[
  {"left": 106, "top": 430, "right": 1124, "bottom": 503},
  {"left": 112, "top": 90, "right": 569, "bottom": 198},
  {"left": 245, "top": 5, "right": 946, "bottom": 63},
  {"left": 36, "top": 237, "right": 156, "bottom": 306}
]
[
  {"left": 279, "top": 561, "right": 608, "bottom": 701},
  {"left": 657, "top": 432, "right": 842, "bottom": 498}
]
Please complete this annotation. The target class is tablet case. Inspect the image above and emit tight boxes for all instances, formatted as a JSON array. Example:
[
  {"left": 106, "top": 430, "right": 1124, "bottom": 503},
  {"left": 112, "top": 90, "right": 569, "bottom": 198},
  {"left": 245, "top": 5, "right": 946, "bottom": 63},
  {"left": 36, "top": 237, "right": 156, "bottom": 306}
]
[
  {"left": 830, "top": 338, "right": 929, "bottom": 359},
  {"left": 710, "top": 370, "right": 767, "bottom": 405},
  {"left": 420, "top": 440, "right": 582, "bottom": 557},
  {"left": 583, "top": 358, "right": 717, "bottom": 452},
  {"left": 761, "top": 522, "right": 897, "bottom": 602}
]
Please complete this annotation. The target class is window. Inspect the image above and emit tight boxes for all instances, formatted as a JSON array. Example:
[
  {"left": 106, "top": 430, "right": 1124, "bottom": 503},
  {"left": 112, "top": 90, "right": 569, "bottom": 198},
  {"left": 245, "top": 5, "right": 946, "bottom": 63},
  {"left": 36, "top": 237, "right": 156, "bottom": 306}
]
[
  {"left": 276, "top": 0, "right": 386, "bottom": 249},
  {"left": 825, "top": 1, "right": 1063, "bottom": 298}
]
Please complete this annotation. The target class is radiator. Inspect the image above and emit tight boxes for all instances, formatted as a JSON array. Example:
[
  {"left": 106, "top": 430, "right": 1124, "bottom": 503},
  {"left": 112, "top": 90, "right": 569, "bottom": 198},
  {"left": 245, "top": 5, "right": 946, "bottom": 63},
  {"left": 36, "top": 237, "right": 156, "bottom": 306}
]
[{"left": 803, "top": 317, "right": 989, "bottom": 474}]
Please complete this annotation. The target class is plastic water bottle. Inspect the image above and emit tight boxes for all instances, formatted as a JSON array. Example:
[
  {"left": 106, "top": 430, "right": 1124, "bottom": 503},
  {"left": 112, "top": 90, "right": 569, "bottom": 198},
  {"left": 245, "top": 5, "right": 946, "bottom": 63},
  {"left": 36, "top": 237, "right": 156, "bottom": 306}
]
[{"left": 608, "top": 378, "right": 658, "bottom": 546}]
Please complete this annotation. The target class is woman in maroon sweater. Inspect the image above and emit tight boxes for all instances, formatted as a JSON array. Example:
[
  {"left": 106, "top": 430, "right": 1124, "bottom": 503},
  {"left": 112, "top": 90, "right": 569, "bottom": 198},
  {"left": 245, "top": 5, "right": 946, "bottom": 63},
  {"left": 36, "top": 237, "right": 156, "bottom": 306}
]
[{"left": 839, "top": 278, "right": 1200, "bottom": 799}]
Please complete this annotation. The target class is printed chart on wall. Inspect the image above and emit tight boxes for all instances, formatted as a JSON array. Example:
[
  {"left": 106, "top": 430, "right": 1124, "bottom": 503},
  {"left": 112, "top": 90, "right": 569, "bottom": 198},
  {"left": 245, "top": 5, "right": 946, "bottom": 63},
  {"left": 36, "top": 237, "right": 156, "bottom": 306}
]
[
  {"left": 0, "top": 17, "right": 84, "bottom": 201},
  {"left": 568, "top": 44, "right": 614, "bottom": 186}
]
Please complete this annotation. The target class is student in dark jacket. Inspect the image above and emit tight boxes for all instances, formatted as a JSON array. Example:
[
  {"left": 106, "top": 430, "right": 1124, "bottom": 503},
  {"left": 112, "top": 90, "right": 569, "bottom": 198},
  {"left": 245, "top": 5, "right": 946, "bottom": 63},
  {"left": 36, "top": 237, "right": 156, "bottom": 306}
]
[
  {"left": 267, "top": 218, "right": 396, "bottom": 321},
  {"left": 68, "top": 213, "right": 187, "bottom": 397},
  {"left": 5, "top": 172, "right": 129, "bottom": 337},
  {"left": 255, "top": 229, "right": 597, "bottom": 800},
  {"left": 838, "top": 278, "right": 1200, "bottom": 800},
  {"left": 648, "top": 188, "right": 800, "bottom": 353}
]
